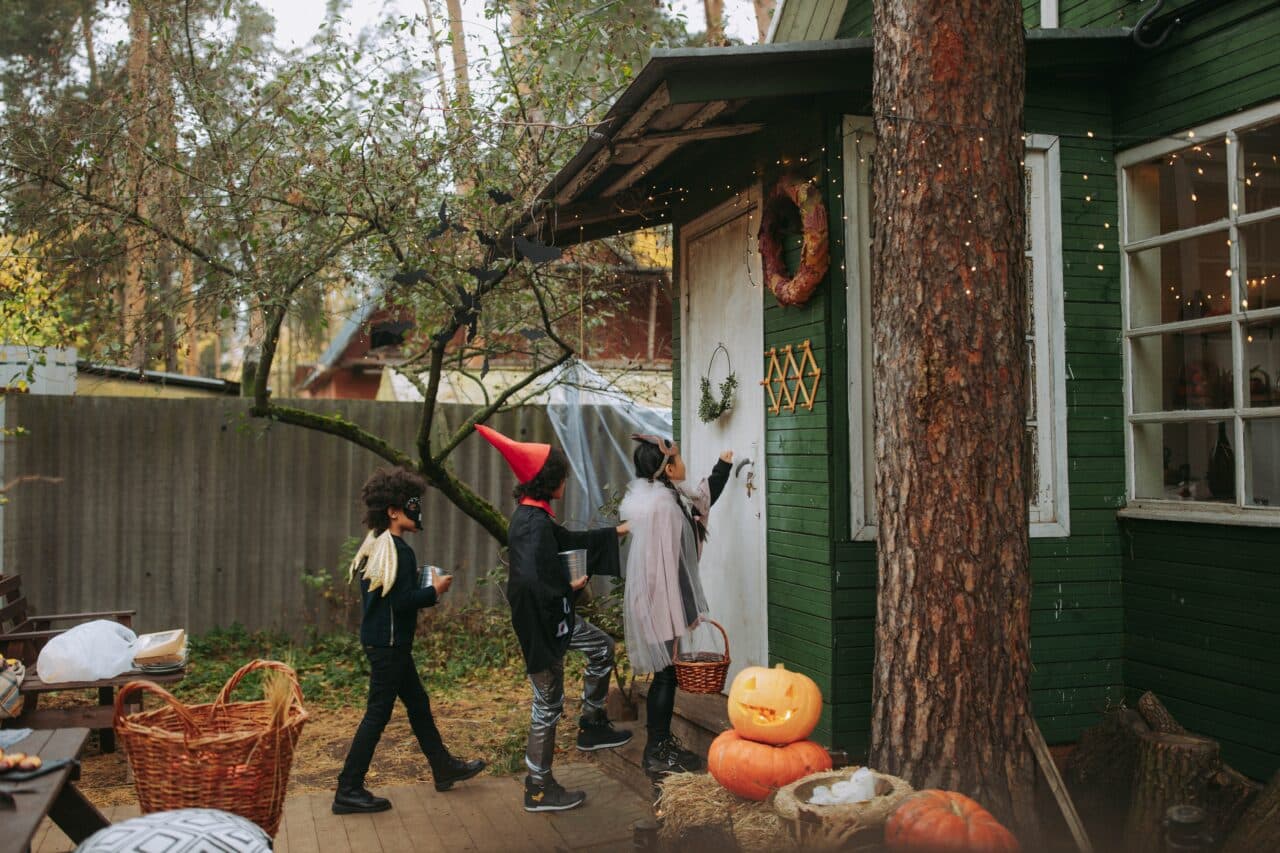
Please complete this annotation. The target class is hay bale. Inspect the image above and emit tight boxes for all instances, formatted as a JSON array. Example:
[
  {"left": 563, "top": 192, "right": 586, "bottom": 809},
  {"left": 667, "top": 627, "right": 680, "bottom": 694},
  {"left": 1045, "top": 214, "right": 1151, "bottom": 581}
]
[{"left": 655, "top": 772, "right": 793, "bottom": 852}]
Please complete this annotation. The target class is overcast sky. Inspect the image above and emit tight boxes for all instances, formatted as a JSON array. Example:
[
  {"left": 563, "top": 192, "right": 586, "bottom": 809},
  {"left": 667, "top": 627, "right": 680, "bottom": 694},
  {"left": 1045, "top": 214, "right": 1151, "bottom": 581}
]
[{"left": 260, "top": 0, "right": 765, "bottom": 52}]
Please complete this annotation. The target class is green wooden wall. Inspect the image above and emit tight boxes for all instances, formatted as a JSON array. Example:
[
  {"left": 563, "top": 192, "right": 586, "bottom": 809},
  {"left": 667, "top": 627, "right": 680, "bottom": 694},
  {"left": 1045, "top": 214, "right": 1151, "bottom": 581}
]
[
  {"left": 1122, "top": 519, "right": 1280, "bottom": 780},
  {"left": 1058, "top": 0, "right": 1141, "bottom": 28},
  {"left": 1115, "top": 0, "right": 1280, "bottom": 143},
  {"left": 834, "top": 0, "right": 1147, "bottom": 36}
]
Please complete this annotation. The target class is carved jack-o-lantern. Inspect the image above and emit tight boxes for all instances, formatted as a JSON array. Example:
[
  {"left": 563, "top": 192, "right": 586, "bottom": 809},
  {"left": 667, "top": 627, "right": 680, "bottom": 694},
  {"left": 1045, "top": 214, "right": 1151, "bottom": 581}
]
[{"left": 727, "top": 663, "right": 823, "bottom": 745}]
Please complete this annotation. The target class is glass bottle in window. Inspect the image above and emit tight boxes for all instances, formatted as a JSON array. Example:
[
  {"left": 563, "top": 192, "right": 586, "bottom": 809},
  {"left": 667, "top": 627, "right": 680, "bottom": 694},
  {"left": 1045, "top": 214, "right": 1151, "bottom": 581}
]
[{"left": 1207, "top": 422, "right": 1235, "bottom": 500}]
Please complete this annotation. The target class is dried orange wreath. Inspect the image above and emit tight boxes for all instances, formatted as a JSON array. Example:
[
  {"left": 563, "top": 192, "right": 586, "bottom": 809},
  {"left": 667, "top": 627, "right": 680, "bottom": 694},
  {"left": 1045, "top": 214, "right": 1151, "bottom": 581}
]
[{"left": 757, "top": 176, "right": 830, "bottom": 307}]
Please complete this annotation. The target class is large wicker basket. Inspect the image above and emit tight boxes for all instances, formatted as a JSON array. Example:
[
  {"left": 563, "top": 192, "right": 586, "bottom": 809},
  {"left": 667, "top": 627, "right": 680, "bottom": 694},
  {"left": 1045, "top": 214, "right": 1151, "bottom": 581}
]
[
  {"left": 113, "top": 660, "right": 309, "bottom": 837},
  {"left": 673, "top": 619, "right": 730, "bottom": 694}
]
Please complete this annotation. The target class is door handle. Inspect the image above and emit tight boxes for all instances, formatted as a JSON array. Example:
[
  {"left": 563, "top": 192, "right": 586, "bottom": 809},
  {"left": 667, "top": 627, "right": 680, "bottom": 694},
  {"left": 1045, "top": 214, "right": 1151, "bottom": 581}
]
[{"left": 734, "top": 458, "right": 754, "bottom": 478}]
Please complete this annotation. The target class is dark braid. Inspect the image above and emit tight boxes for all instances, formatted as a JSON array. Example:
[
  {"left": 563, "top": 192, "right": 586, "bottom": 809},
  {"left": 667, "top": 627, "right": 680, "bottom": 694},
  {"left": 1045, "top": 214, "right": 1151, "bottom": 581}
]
[{"left": 634, "top": 441, "right": 707, "bottom": 545}]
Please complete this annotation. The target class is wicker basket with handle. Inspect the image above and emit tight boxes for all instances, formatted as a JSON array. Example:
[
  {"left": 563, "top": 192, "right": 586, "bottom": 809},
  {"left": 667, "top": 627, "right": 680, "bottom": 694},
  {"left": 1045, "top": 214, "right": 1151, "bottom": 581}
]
[
  {"left": 113, "top": 659, "right": 308, "bottom": 837},
  {"left": 673, "top": 619, "right": 731, "bottom": 694}
]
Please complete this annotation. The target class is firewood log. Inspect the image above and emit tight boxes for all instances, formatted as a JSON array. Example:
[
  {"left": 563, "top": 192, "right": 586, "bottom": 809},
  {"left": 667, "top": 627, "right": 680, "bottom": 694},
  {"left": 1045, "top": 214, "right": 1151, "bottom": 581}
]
[
  {"left": 1064, "top": 708, "right": 1149, "bottom": 846},
  {"left": 1122, "top": 732, "right": 1220, "bottom": 853},
  {"left": 1221, "top": 769, "right": 1280, "bottom": 853}
]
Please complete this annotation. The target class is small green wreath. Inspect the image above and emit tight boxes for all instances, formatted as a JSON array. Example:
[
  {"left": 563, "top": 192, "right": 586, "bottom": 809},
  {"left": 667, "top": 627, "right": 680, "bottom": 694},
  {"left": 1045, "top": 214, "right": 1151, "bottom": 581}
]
[{"left": 698, "top": 343, "right": 737, "bottom": 423}]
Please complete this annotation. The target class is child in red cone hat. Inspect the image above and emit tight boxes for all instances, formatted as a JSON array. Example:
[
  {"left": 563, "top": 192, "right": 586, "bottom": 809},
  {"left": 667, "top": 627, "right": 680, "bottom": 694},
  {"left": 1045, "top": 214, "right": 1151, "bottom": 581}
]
[{"left": 474, "top": 424, "right": 631, "bottom": 812}]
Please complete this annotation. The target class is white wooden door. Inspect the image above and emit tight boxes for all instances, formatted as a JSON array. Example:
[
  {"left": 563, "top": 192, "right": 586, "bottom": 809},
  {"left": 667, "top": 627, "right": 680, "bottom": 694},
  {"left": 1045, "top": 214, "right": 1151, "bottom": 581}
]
[{"left": 680, "top": 190, "right": 767, "bottom": 687}]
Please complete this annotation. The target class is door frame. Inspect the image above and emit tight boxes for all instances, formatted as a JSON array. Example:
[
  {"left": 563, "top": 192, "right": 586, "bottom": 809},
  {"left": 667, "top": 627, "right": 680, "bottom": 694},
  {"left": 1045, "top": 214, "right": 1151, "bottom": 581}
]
[{"left": 677, "top": 185, "right": 768, "bottom": 674}]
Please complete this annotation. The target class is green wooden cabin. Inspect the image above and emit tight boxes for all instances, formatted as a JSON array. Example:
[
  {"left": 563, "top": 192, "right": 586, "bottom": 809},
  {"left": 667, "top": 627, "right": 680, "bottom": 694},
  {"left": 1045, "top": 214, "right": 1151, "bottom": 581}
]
[{"left": 530, "top": 0, "right": 1280, "bottom": 780}]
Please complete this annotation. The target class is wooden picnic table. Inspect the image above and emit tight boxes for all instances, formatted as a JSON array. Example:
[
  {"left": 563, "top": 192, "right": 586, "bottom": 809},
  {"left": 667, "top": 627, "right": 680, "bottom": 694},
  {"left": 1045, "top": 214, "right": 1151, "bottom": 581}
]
[
  {"left": 0, "top": 727, "right": 109, "bottom": 853},
  {"left": 7, "top": 668, "right": 185, "bottom": 753}
]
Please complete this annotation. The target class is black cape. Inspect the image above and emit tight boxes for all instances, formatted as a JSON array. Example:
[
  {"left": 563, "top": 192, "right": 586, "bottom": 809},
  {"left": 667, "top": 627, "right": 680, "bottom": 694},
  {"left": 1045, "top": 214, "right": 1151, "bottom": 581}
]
[{"left": 506, "top": 503, "right": 620, "bottom": 674}]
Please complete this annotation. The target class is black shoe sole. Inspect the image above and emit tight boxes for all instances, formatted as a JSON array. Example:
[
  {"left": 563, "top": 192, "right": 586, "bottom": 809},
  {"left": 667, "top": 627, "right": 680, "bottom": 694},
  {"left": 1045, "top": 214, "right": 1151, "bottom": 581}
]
[
  {"left": 434, "top": 763, "right": 486, "bottom": 792},
  {"left": 332, "top": 801, "right": 392, "bottom": 815},
  {"left": 524, "top": 798, "right": 587, "bottom": 812},
  {"left": 575, "top": 732, "right": 634, "bottom": 752}
]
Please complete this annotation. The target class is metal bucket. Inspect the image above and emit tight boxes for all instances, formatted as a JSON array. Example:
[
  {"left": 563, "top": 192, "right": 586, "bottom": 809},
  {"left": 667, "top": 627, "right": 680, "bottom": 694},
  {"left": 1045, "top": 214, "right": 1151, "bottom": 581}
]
[
  {"left": 419, "top": 563, "right": 449, "bottom": 589},
  {"left": 558, "top": 549, "right": 588, "bottom": 583}
]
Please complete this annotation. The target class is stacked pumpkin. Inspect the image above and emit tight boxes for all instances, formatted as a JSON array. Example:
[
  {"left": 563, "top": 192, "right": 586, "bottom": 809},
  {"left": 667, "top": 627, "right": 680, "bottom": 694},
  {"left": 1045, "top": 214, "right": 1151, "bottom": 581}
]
[{"left": 707, "top": 663, "right": 832, "bottom": 801}]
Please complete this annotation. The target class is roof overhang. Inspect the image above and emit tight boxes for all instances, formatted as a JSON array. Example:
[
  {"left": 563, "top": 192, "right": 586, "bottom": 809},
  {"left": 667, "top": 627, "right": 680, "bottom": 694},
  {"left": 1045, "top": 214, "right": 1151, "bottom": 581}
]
[{"left": 521, "top": 29, "right": 1133, "bottom": 246}]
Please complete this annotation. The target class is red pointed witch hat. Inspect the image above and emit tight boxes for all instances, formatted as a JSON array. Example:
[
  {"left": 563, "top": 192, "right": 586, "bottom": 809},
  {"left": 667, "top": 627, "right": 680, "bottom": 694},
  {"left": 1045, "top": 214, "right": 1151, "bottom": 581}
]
[{"left": 474, "top": 424, "right": 551, "bottom": 484}]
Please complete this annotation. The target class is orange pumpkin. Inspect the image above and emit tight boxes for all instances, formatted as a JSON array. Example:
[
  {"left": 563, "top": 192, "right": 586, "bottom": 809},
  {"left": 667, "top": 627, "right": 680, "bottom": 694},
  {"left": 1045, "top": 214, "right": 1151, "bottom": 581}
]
[
  {"left": 727, "top": 663, "right": 823, "bottom": 744},
  {"left": 885, "top": 790, "right": 1021, "bottom": 853},
  {"left": 707, "top": 729, "right": 832, "bottom": 801}
]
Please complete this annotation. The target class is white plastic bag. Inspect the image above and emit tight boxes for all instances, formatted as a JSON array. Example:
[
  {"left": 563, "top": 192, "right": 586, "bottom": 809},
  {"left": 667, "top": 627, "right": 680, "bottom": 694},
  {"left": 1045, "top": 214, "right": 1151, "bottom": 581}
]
[{"left": 36, "top": 619, "right": 138, "bottom": 683}]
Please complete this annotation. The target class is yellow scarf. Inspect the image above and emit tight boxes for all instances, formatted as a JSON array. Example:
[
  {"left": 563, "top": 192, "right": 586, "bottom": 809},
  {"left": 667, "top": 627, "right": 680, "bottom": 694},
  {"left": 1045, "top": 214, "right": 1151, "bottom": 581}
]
[{"left": 348, "top": 530, "right": 398, "bottom": 596}]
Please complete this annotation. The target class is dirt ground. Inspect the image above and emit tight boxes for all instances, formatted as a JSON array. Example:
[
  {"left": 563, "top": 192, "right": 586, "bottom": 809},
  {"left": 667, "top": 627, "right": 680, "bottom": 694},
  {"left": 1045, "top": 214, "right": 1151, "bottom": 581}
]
[{"left": 71, "top": 681, "right": 595, "bottom": 808}]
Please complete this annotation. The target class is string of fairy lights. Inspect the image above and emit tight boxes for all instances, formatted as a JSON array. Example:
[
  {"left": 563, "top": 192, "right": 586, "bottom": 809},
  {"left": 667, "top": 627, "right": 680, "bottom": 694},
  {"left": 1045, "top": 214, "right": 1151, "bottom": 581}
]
[{"left": 557, "top": 113, "right": 1278, "bottom": 327}]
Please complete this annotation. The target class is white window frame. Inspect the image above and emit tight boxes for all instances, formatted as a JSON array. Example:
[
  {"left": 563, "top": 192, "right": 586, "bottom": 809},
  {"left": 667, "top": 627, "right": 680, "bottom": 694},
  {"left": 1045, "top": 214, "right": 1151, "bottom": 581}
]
[
  {"left": 1117, "top": 100, "right": 1280, "bottom": 527},
  {"left": 1040, "top": 0, "right": 1059, "bottom": 28},
  {"left": 842, "top": 117, "right": 1071, "bottom": 540}
]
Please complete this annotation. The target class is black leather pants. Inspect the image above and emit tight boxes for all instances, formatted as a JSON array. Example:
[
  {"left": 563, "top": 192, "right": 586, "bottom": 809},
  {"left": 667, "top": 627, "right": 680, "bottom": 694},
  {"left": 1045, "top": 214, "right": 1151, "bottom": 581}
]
[{"left": 646, "top": 665, "right": 677, "bottom": 741}]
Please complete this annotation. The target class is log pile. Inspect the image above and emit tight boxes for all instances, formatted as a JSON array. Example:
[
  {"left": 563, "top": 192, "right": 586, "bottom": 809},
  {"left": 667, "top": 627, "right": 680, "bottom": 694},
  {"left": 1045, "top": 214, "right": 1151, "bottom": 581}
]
[{"left": 1065, "top": 691, "right": 1275, "bottom": 851}]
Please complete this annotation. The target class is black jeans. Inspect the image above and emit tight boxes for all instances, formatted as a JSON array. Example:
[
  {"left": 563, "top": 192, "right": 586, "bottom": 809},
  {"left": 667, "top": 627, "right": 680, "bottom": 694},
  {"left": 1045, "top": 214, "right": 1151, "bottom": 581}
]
[{"left": 338, "top": 645, "right": 447, "bottom": 789}]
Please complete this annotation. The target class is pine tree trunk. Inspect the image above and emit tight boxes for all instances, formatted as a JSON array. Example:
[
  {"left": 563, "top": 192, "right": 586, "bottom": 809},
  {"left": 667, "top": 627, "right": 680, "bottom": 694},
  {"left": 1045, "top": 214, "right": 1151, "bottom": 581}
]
[
  {"left": 1123, "top": 732, "right": 1220, "bottom": 853},
  {"left": 421, "top": 0, "right": 452, "bottom": 116},
  {"left": 703, "top": 0, "right": 725, "bottom": 45},
  {"left": 443, "top": 0, "right": 472, "bottom": 136},
  {"left": 869, "top": 0, "right": 1036, "bottom": 841},
  {"left": 752, "top": 0, "right": 776, "bottom": 42},
  {"left": 1222, "top": 770, "right": 1280, "bottom": 853},
  {"left": 124, "top": 0, "right": 151, "bottom": 368}
]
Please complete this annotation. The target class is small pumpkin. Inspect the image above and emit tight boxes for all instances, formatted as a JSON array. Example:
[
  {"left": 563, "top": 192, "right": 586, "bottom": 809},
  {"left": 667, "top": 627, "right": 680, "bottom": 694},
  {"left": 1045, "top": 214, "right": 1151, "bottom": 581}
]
[
  {"left": 727, "top": 663, "right": 823, "bottom": 744},
  {"left": 885, "top": 790, "right": 1021, "bottom": 853},
  {"left": 707, "top": 729, "right": 832, "bottom": 801}
]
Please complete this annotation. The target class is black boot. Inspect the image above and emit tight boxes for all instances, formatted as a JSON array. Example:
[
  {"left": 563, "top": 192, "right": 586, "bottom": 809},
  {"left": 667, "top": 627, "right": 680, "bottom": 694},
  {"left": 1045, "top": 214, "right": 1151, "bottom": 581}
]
[
  {"left": 576, "top": 710, "right": 633, "bottom": 751},
  {"left": 643, "top": 734, "right": 704, "bottom": 776},
  {"left": 333, "top": 783, "right": 392, "bottom": 814},
  {"left": 523, "top": 774, "right": 587, "bottom": 812},
  {"left": 431, "top": 754, "right": 487, "bottom": 792}
]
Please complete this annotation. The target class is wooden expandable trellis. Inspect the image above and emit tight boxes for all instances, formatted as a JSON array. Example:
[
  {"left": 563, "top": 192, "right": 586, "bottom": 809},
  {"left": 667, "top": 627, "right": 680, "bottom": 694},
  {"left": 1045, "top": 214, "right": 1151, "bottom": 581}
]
[{"left": 761, "top": 339, "right": 822, "bottom": 414}]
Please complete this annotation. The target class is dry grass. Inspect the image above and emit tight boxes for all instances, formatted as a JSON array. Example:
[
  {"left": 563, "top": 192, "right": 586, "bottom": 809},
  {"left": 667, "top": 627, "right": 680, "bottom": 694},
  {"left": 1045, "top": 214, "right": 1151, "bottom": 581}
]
[{"left": 655, "top": 771, "right": 794, "bottom": 852}]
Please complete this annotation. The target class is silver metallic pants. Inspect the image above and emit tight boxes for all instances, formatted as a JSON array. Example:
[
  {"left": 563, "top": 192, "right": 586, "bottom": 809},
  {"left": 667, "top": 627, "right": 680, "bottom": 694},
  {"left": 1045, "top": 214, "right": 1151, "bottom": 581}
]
[{"left": 525, "top": 615, "right": 615, "bottom": 782}]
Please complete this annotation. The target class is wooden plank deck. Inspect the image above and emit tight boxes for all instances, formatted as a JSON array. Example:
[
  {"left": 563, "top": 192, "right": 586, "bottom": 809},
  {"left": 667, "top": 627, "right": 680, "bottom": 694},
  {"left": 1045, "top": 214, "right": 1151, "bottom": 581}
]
[{"left": 33, "top": 763, "right": 653, "bottom": 853}]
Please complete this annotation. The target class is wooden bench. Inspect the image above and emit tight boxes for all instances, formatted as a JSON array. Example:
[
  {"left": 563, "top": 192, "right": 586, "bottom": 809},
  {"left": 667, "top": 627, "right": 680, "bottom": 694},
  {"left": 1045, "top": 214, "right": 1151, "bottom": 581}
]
[{"left": 0, "top": 574, "right": 185, "bottom": 752}]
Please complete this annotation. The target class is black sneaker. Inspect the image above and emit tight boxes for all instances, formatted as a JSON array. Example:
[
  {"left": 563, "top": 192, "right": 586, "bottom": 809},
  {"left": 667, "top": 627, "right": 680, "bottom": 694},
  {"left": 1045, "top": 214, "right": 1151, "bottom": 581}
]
[
  {"left": 523, "top": 775, "right": 587, "bottom": 812},
  {"left": 332, "top": 785, "right": 392, "bottom": 814},
  {"left": 576, "top": 715, "right": 633, "bottom": 751},
  {"left": 643, "top": 735, "right": 705, "bottom": 776},
  {"left": 431, "top": 755, "right": 487, "bottom": 792}
]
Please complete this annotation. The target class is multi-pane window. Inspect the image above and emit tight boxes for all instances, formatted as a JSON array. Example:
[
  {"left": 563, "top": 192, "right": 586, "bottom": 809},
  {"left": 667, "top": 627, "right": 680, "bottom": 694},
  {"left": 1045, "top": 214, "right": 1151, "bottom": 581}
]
[
  {"left": 842, "top": 119, "right": 1070, "bottom": 538},
  {"left": 1120, "top": 104, "right": 1280, "bottom": 516}
]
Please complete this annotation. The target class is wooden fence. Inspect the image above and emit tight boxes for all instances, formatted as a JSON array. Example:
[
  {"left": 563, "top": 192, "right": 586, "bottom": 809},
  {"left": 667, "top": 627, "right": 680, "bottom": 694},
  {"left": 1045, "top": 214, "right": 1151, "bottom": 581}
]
[{"left": 0, "top": 396, "right": 634, "bottom": 636}]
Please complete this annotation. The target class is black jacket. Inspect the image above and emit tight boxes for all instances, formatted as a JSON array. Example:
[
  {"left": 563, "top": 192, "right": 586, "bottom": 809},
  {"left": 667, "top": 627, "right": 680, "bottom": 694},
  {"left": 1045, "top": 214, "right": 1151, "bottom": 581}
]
[
  {"left": 506, "top": 505, "right": 620, "bottom": 674},
  {"left": 358, "top": 535, "right": 438, "bottom": 648}
]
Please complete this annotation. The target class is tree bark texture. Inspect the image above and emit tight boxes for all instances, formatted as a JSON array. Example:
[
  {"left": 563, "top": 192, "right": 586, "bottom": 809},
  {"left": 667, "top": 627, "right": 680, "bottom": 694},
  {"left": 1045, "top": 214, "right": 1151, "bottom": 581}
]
[
  {"left": 1123, "top": 732, "right": 1220, "bottom": 853},
  {"left": 869, "top": 0, "right": 1036, "bottom": 840},
  {"left": 124, "top": 0, "right": 152, "bottom": 367},
  {"left": 444, "top": 0, "right": 472, "bottom": 136},
  {"left": 1133, "top": 691, "right": 1261, "bottom": 841},
  {"left": 1222, "top": 770, "right": 1280, "bottom": 853},
  {"left": 1136, "top": 690, "right": 1187, "bottom": 735},
  {"left": 1064, "top": 709, "right": 1150, "bottom": 847},
  {"left": 752, "top": 0, "right": 776, "bottom": 42},
  {"left": 703, "top": 0, "right": 725, "bottom": 45}
]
